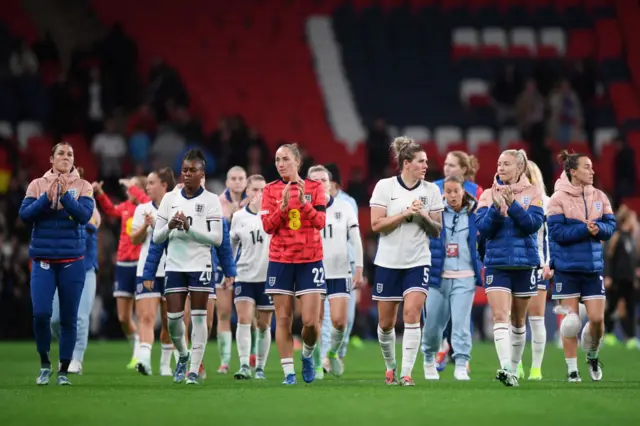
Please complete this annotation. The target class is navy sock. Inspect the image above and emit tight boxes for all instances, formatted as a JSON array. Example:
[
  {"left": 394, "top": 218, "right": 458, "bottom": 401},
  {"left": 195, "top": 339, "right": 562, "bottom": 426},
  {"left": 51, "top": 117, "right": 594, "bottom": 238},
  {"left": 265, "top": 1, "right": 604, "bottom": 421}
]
[
  {"left": 59, "top": 359, "right": 70, "bottom": 374},
  {"left": 39, "top": 352, "right": 50, "bottom": 368}
]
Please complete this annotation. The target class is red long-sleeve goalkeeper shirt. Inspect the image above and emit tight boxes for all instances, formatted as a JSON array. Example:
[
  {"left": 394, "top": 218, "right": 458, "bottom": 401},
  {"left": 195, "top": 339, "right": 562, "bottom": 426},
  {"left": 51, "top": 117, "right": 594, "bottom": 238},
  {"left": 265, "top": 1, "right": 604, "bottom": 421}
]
[
  {"left": 261, "top": 179, "right": 326, "bottom": 263},
  {"left": 95, "top": 185, "right": 150, "bottom": 262}
]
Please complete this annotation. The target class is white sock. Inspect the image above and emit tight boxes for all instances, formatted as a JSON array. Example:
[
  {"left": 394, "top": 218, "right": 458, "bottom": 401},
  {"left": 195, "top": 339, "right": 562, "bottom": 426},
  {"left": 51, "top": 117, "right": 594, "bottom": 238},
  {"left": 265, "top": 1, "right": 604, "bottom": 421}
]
[
  {"left": 160, "top": 344, "right": 173, "bottom": 368},
  {"left": 510, "top": 325, "right": 527, "bottom": 372},
  {"left": 493, "top": 323, "right": 511, "bottom": 370},
  {"left": 167, "top": 312, "right": 188, "bottom": 357},
  {"left": 127, "top": 333, "right": 140, "bottom": 359},
  {"left": 329, "top": 327, "right": 345, "bottom": 354},
  {"left": 302, "top": 342, "right": 315, "bottom": 358},
  {"left": 217, "top": 331, "right": 232, "bottom": 366},
  {"left": 138, "top": 342, "right": 152, "bottom": 365},
  {"left": 566, "top": 357, "right": 578, "bottom": 373},
  {"left": 188, "top": 310, "right": 208, "bottom": 374},
  {"left": 377, "top": 326, "right": 396, "bottom": 371},
  {"left": 236, "top": 323, "right": 252, "bottom": 367},
  {"left": 281, "top": 357, "right": 295, "bottom": 377},
  {"left": 583, "top": 321, "right": 602, "bottom": 359},
  {"left": 400, "top": 323, "right": 421, "bottom": 378},
  {"left": 173, "top": 350, "right": 179, "bottom": 364},
  {"left": 529, "top": 316, "right": 546, "bottom": 369},
  {"left": 256, "top": 328, "right": 271, "bottom": 370}
]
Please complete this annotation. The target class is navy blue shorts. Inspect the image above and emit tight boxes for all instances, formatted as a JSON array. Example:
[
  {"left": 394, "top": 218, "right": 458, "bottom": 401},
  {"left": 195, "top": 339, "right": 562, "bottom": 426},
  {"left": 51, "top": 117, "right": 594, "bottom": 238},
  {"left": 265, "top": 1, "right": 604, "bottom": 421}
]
[
  {"left": 165, "top": 271, "right": 214, "bottom": 295},
  {"left": 535, "top": 268, "right": 549, "bottom": 291},
  {"left": 485, "top": 267, "right": 538, "bottom": 297},
  {"left": 372, "top": 266, "right": 429, "bottom": 302},
  {"left": 552, "top": 271, "right": 605, "bottom": 301},
  {"left": 325, "top": 278, "right": 351, "bottom": 299},
  {"left": 113, "top": 262, "right": 138, "bottom": 298},
  {"left": 135, "top": 276, "right": 165, "bottom": 300},
  {"left": 265, "top": 260, "right": 327, "bottom": 297},
  {"left": 234, "top": 281, "right": 274, "bottom": 310}
]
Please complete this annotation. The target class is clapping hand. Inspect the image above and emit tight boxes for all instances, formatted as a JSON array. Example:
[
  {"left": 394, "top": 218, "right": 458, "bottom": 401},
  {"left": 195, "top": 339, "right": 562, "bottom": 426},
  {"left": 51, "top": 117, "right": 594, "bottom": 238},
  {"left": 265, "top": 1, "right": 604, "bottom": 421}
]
[
  {"left": 281, "top": 182, "right": 291, "bottom": 211},
  {"left": 491, "top": 188, "right": 503, "bottom": 209},
  {"left": 587, "top": 221, "right": 599, "bottom": 236},
  {"left": 175, "top": 211, "right": 190, "bottom": 231},
  {"left": 92, "top": 181, "right": 104, "bottom": 195},
  {"left": 46, "top": 177, "right": 61, "bottom": 201},
  {"left": 502, "top": 186, "right": 515, "bottom": 206},
  {"left": 144, "top": 213, "right": 155, "bottom": 228}
]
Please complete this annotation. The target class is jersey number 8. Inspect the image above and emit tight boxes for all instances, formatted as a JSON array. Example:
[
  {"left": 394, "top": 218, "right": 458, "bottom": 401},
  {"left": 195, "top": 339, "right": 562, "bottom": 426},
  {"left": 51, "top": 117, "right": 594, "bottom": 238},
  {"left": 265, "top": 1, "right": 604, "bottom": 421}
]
[{"left": 288, "top": 209, "right": 301, "bottom": 230}]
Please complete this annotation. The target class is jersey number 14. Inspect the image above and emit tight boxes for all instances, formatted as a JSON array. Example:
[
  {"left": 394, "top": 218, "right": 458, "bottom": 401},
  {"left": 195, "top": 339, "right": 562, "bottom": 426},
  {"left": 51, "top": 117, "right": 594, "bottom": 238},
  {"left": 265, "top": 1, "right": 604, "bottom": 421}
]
[{"left": 250, "top": 230, "right": 264, "bottom": 244}]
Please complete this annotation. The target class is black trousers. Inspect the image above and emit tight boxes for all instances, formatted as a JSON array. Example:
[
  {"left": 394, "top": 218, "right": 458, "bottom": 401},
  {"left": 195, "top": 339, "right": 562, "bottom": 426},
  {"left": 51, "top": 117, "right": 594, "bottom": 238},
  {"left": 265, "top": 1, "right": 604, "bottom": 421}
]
[{"left": 604, "top": 279, "right": 636, "bottom": 338}]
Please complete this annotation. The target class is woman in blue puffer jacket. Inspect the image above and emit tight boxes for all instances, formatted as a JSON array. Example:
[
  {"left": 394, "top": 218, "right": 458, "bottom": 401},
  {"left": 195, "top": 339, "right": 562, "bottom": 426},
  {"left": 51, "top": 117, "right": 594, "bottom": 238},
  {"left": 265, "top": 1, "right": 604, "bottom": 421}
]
[
  {"left": 421, "top": 176, "right": 483, "bottom": 382},
  {"left": 476, "top": 149, "right": 544, "bottom": 387}
]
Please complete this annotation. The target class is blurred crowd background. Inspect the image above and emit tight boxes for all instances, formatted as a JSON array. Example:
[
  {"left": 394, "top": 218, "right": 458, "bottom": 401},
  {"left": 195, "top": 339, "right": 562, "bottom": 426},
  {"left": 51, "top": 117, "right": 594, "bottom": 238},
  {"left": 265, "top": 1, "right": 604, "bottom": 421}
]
[{"left": 0, "top": 0, "right": 639, "bottom": 348}]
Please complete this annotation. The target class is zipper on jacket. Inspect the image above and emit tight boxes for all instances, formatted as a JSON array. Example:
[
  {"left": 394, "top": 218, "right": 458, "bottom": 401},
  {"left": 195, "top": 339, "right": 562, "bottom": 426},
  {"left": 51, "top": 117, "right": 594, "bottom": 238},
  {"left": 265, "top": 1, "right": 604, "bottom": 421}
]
[{"left": 582, "top": 189, "right": 588, "bottom": 220}]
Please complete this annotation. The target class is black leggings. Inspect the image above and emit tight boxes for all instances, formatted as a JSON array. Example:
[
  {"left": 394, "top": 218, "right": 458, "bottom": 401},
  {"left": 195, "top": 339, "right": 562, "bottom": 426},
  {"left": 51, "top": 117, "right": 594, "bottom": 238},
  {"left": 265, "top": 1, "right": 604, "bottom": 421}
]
[{"left": 604, "top": 279, "right": 636, "bottom": 338}]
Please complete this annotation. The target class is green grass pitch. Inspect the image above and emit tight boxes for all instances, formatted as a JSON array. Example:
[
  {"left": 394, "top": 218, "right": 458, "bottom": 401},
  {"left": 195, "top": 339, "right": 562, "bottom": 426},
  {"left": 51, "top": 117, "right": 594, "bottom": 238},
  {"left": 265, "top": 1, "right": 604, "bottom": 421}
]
[{"left": 0, "top": 341, "right": 638, "bottom": 425}]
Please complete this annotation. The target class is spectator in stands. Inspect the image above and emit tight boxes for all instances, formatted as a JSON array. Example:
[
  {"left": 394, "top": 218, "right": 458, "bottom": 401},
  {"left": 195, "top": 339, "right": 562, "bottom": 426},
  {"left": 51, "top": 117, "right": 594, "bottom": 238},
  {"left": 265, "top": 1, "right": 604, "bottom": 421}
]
[
  {"left": 9, "top": 39, "right": 38, "bottom": 77},
  {"left": 613, "top": 135, "right": 636, "bottom": 208},
  {"left": 604, "top": 207, "right": 639, "bottom": 349},
  {"left": 490, "top": 63, "right": 524, "bottom": 124},
  {"left": 85, "top": 67, "right": 114, "bottom": 139},
  {"left": 125, "top": 104, "right": 157, "bottom": 136},
  {"left": 365, "top": 118, "right": 390, "bottom": 182},
  {"left": 92, "top": 118, "right": 127, "bottom": 178},
  {"left": 150, "top": 126, "right": 186, "bottom": 170},
  {"left": 32, "top": 31, "right": 59, "bottom": 64},
  {"left": 171, "top": 106, "right": 204, "bottom": 143},
  {"left": 548, "top": 79, "right": 584, "bottom": 145},
  {"left": 100, "top": 24, "right": 138, "bottom": 109},
  {"left": 516, "top": 79, "right": 545, "bottom": 144},
  {"left": 147, "top": 58, "right": 189, "bottom": 121},
  {"left": 128, "top": 127, "right": 152, "bottom": 170},
  {"left": 346, "top": 167, "right": 368, "bottom": 207}
]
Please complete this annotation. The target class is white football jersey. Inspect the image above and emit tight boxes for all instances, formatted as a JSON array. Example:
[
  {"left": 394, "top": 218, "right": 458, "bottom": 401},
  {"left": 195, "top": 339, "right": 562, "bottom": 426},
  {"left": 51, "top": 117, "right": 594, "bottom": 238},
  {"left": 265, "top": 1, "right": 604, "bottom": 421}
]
[
  {"left": 230, "top": 207, "right": 270, "bottom": 283},
  {"left": 132, "top": 201, "right": 167, "bottom": 277},
  {"left": 322, "top": 197, "right": 359, "bottom": 279},
  {"left": 537, "top": 195, "right": 551, "bottom": 267},
  {"left": 156, "top": 188, "right": 222, "bottom": 272},
  {"left": 370, "top": 176, "right": 444, "bottom": 269}
]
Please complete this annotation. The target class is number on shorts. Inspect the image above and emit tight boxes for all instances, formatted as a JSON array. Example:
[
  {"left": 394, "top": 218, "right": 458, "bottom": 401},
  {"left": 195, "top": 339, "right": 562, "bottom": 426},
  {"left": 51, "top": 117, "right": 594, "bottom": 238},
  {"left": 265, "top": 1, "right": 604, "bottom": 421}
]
[
  {"left": 536, "top": 269, "right": 543, "bottom": 282},
  {"left": 199, "top": 271, "right": 212, "bottom": 283},
  {"left": 422, "top": 267, "right": 429, "bottom": 285},
  {"left": 530, "top": 270, "right": 537, "bottom": 285},
  {"left": 312, "top": 267, "right": 325, "bottom": 285},
  {"left": 267, "top": 295, "right": 274, "bottom": 305}
]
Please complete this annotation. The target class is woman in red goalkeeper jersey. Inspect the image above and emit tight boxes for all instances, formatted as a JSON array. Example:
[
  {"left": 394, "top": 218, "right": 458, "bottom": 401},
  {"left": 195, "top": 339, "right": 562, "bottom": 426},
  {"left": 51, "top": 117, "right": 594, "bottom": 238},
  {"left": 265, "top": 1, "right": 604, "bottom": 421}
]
[
  {"left": 261, "top": 143, "right": 327, "bottom": 385},
  {"left": 93, "top": 177, "right": 149, "bottom": 369}
]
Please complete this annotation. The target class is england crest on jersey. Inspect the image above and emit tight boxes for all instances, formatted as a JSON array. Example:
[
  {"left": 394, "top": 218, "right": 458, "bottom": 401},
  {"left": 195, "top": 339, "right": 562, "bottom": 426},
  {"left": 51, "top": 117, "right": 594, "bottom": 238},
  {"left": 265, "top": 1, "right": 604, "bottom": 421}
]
[
  {"left": 521, "top": 196, "right": 530, "bottom": 206},
  {"left": 419, "top": 196, "right": 428, "bottom": 206},
  {"left": 304, "top": 194, "right": 312, "bottom": 203},
  {"left": 334, "top": 211, "right": 341, "bottom": 220},
  {"left": 376, "top": 283, "right": 383, "bottom": 293},
  {"left": 195, "top": 203, "right": 205, "bottom": 214},
  {"left": 68, "top": 188, "right": 77, "bottom": 198},
  {"left": 594, "top": 201, "right": 602, "bottom": 212}
]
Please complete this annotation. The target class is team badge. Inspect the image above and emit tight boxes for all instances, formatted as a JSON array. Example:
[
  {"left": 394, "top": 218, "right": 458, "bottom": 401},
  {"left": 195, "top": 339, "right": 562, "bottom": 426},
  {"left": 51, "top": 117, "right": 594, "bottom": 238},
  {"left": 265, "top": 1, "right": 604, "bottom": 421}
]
[
  {"left": 556, "top": 282, "right": 562, "bottom": 293},
  {"left": 268, "top": 277, "right": 276, "bottom": 286},
  {"left": 137, "top": 283, "right": 143, "bottom": 294},
  {"left": 521, "top": 196, "right": 530, "bottom": 206},
  {"left": 419, "top": 196, "right": 428, "bottom": 206},
  {"left": 304, "top": 194, "right": 312, "bottom": 203},
  {"left": 486, "top": 275, "right": 493, "bottom": 285},
  {"left": 376, "top": 283, "right": 383, "bottom": 293},
  {"left": 40, "top": 261, "right": 50, "bottom": 270},
  {"left": 594, "top": 201, "right": 602, "bottom": 212},
  {"left": 195, "top": 203, "right": 205, "bottom": 214},
  {"left": 68, "top": 188, "right": 77, "bottom": 198},
  {"left": 334, "top": 212, "right": 341, "bottom": 220},
  {"left": 235, "top": 286, "right": 241, "bottom": 296}
]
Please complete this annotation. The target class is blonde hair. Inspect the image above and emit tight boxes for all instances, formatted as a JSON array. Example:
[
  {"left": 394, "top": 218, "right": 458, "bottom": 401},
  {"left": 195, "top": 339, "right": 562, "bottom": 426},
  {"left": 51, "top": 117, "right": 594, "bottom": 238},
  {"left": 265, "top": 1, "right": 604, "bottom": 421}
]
[
  {"left": 246, "top": 174, "right": 265, "bottom": 187},
  {"left": 501, "top": 149, "right": 529, "bottom": 180},
  {"left": 277, "top": 143, "right": 302, "bottom": 171},
  {"left": 525, "top": 160, "right": 547, "bottom": 196},
  {"left": 307, "top": 165, "right": 332, "bottom": 180},
  {"left": 448, "top": 151, "right": 479, "bottom": 181},
  {"left": 390, "top": 136, "right": 424, "bottom": 170},
  {"left": 226, "top": 166, "right": 247, "bottom": 179}
]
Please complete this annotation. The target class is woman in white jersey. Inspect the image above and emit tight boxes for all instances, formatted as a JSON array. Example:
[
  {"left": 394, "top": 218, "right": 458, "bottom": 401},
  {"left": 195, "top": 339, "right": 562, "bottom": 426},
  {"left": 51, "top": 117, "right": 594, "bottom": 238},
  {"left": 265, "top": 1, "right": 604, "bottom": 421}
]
[
  {"left": 131, "top": 168, "right": 176, "bottom": 376},
  {"left": 370, "top": 137, "right": 444, "bottom": 386},
  {"left": 153, "top": 149, "right": 223, "bottom": 384},
  {"left": 216, "top": 166, "right": 248, "bottom": 374},
  {"left": 516, "top": 161, "right": 552, "bottom": 381},
  {"left": 308, "top": 165, "right": 364, "bottom": 378},
  {"left": 230, "top": 175, "right": 274, "bottom": 380}
]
